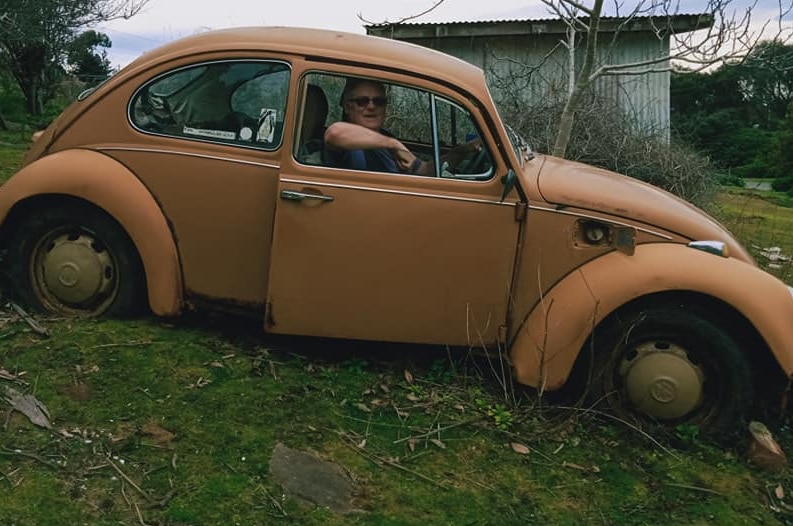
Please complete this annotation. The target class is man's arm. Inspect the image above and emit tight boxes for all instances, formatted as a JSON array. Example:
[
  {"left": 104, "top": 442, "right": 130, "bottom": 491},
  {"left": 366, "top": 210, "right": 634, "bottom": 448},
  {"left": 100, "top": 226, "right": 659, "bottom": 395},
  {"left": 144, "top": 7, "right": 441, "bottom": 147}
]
[{"left": 324, "top": 122, "right": 404, "bottom": 152}]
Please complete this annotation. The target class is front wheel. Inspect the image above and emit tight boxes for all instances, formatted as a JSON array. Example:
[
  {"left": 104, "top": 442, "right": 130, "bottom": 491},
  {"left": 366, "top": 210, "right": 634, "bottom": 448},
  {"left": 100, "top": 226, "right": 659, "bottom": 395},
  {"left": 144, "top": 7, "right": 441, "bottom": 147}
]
[
  {"left": 8, "top": 204, "right": 146, "bottom": 317},
  {"left": 588, "top": 306, "right": 752, "bottom": 432}
]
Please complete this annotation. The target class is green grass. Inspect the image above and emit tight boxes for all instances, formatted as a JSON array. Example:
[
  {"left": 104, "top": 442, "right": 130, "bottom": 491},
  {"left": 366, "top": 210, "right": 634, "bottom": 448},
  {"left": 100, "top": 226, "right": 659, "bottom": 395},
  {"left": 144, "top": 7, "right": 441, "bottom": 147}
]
[
  {"left": 3, "top": 129, "right": 793, "bottom": 524},
  {"left": 0, "top": 128, "right": 28, "bottom": 184},
  {"left": 0, "top": 317, "right": 788, "bottom": 525},
  {"left": 710, "top": 187, "right": 793, "bottom": 284}
]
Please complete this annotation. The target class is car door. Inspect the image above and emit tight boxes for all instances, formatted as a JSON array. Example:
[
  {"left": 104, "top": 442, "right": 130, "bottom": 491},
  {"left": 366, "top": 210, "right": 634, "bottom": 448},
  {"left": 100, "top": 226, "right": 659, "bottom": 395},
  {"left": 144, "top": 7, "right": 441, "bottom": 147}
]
[
  {"left": 121, "top": 59, "right": 291, "bottom": 308},
  {"left": 266, "top": 75, "right": 521, "bottom": 346}
]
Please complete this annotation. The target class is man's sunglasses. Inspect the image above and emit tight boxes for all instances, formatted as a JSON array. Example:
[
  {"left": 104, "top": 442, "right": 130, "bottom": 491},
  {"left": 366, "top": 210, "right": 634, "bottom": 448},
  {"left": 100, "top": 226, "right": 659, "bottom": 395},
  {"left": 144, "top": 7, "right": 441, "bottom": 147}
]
[{"left": 347, "top": 96, "right": 388, "bottom": 108}]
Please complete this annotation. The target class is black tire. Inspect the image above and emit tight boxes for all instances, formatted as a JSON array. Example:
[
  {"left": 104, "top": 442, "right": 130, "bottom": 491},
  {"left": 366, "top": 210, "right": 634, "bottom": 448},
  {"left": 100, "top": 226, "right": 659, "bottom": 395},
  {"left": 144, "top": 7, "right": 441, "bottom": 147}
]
[
  {"left": 7, "top": 203, "right": 146, "bottom": 317},
  {"left": 585, "top": 305, "right": 752, "bottom": 433}
]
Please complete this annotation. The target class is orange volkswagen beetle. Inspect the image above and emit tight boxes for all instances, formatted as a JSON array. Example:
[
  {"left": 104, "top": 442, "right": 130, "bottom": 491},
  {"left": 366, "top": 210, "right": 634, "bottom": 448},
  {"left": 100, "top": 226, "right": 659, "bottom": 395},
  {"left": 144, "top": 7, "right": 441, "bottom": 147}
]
[{"left": 1, "top": 27, "right": 792, "bottom": 431}]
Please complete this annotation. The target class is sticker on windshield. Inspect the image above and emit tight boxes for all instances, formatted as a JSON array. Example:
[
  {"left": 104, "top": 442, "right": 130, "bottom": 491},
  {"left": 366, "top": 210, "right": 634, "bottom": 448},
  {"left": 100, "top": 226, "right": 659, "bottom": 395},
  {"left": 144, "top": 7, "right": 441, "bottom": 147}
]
[
  {"left": 183, "top": 127, "right": 237, "bottom": 141},
  {"left": 256, "top": 108, "right": 277, "bottom": 143}
]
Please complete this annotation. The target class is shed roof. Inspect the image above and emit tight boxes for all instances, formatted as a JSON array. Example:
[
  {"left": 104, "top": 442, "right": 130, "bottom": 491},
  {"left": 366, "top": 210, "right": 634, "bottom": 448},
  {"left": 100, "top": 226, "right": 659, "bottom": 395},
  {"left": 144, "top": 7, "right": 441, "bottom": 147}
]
[{"left": 366, "top": 14, "right": 714, "bottom": 39}]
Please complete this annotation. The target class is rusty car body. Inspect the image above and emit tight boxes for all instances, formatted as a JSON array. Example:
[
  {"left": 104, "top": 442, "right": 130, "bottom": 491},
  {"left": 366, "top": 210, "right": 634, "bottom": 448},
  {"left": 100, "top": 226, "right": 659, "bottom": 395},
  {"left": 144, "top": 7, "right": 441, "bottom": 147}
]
[{"left": 1, "top": 27, "right": 792, "bottom": 430}]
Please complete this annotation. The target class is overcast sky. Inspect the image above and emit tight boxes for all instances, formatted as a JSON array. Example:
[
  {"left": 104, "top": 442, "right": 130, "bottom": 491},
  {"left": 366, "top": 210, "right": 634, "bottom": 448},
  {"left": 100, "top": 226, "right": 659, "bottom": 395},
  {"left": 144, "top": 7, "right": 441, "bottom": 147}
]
[{"left": 97, "top": 0, "right": 792, "bottom": 68}]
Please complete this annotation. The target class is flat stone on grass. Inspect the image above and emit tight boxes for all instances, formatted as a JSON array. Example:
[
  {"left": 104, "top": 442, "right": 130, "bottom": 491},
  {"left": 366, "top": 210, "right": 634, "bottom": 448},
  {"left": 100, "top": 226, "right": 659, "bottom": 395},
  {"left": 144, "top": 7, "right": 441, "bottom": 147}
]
[{"left": 269, "top": 442, "right": 356, "bottom": 514}]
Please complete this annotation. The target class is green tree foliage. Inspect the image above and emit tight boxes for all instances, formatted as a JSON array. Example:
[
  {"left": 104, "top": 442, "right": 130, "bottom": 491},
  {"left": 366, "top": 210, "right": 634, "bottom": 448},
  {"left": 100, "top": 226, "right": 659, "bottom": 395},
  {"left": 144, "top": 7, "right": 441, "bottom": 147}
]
[
  {"left": 740, "top": 41, "right": 793, "bottom": 129},
  {"left": 0, "top": 0, "right": 147, "bottom": 116},
  {"left": 671, "top": 40, "right": 793, "bottom": 179},
  {"left": 0, "top": 66, "right": 27, "bottom": 124},
  {"left": 67, "top": 30, "right": 113, "bottom": 83}
]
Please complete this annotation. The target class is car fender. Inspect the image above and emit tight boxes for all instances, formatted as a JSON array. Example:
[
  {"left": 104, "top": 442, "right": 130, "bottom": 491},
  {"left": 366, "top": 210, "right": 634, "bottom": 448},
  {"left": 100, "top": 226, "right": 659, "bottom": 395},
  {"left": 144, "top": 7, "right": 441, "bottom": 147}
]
[
  {"left": 0, "top": 149, "right": 182, "bottom": 316},
  {"left": 510, "top": 243, "right": 793, "bottom": 390}
]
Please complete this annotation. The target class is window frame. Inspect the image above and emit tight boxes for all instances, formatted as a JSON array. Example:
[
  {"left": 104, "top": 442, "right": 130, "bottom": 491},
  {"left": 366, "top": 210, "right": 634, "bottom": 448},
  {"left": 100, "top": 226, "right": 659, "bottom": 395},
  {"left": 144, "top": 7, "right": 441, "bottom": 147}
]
[
  {"left": 293, "top": 70, "right": 495, "bottom": 181},
  {"left": 127, "top": 58, "right": 292, "bottom": 151}
]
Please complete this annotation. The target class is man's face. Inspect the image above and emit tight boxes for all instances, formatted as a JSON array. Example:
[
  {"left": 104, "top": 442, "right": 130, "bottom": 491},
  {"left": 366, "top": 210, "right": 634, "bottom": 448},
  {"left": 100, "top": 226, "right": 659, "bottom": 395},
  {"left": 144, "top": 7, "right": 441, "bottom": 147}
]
[{"left": 344, "top": 81, "right": 387, "bottom": 131}]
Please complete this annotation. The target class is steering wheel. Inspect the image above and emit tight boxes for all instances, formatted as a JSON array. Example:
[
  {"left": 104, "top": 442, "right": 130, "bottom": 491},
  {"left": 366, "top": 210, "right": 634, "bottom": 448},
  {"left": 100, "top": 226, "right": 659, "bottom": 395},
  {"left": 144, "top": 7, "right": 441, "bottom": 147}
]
[{"left": 462, "top": 145, "right": 489, "bottom": 175}]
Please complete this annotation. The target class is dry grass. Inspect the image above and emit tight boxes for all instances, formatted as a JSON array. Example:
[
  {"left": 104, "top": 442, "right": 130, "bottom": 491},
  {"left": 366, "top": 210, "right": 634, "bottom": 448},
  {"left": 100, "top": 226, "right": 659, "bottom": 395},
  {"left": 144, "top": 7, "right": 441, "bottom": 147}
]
[{"left": 710, "top": 188, "right": 793, "bottom": 284}]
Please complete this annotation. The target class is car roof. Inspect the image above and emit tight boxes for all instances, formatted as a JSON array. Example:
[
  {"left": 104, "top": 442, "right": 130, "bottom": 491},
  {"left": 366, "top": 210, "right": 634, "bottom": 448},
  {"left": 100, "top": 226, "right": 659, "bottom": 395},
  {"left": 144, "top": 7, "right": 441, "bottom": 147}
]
[{"left": 124, "top": 26, "right": 486, "bottom": 92}]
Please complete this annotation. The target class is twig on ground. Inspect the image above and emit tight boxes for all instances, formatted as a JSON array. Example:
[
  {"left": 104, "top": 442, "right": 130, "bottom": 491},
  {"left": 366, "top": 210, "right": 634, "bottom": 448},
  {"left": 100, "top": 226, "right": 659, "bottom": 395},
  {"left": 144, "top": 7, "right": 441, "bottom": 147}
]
[
  {"left": 393, "top": 417, "right": 483, "bottom": 444},
  {"left": 9, "top": 302, "right": 50, "bottom": 337},
  {"left": 146, "top": 489, "right": 178, "bottom": 510},
  {"left": 0, "top": 447, "right": 59, "bottom": 469},
  {"left": 120, "top": 482, "right": 132, "bottom": 506},
  {"left": 134, "top": 501, "right": 151, "bottom": 526},
  {"left": 107, "top": 456, "right": 151, "bottom": 501},
  {"left": 0, "top": 367, "right": 27, "bottom": 384},
  {"left": 665, "top": 482, "right": 723, "bottom": 496},
  {"left": 90, "top": 341, "right": 153, "bottom": 350},
  {"left": 555, "top": 405, "right": 680, "bottom": 460},
  {"left": 258, "top": 485, "right": 288, "bottom": 517},
  {"left": 340, "top": 432, "right": 448, "bottom": 490}
]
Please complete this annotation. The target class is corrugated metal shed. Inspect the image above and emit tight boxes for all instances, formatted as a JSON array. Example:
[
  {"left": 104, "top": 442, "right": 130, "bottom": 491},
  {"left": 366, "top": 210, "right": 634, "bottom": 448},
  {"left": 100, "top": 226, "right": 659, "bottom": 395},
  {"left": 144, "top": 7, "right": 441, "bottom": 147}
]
[{"left": 367, "top": 15, "right": 713, "bottom": 137}]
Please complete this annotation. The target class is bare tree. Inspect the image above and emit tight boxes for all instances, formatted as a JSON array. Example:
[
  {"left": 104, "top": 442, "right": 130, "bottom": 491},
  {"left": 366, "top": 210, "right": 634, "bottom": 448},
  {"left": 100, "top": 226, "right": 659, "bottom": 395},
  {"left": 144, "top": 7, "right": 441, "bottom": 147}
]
[
  {"left": 0, "top": 0, "right": 149, "bottom": 116},
  {"left": 541, "top": 0, "right": 793, "bottom": 157}
]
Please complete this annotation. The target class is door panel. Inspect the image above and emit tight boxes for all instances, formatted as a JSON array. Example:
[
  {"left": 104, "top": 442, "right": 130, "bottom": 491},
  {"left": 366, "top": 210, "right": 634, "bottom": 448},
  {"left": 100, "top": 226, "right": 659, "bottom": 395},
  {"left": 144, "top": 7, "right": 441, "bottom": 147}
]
[{"left": 266, "top": 176, "right": 519, "bottom": 346}]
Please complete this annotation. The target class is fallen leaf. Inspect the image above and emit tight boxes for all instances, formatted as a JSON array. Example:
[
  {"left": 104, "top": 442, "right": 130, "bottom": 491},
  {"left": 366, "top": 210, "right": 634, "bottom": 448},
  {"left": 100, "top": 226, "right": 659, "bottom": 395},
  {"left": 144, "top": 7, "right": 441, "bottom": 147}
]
[
  {"left": 356, "top": 403, "right": 372, "bottom": 413},
  {"left": 370, "top": 399, "right": 388, "bottom": 407},
  {"left": 357, "top": 438, "right": 367, "bottom": 449},
  {"left": 406, "top": 393, "right": 421, "bottom": 402},
  {"left": 430, "top": 439, "right": 446, "bottom": 449},
  {"left": 510, "top": 442, "right": 530, "bottom": 455},
  {"left": 379, "top": 384, "right": 390, "bottom": 394},
  {"left": 4, "top": 387, "right": 51, "bottom": 429},
  {"left": 749, "top": 421, "right": 789, "bottom": 472},
  {"left": 207, "top": 361, "right": 224, "bottom": 368},
  {"left": 408, "top": 439, "right": 417, "bottom": 452},
  {"left": 776, "top": 484, "right": 785, "bottom": 500},
  {"left": 404, "top": 369, "right": 414, "bottom": 385},
  {"left": 141, "top": 423, "right": 176, "bottom": 444}
]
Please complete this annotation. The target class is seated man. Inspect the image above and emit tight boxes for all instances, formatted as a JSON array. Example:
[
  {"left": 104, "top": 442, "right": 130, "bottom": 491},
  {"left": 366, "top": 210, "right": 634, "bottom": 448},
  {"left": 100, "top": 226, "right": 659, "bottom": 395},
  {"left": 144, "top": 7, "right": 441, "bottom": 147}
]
[
  {"left": 324, "top": 78, "right": 482, "bottom": 176},
  {"left": 324, "top": 78, "right": 422, "bottom": 174}
]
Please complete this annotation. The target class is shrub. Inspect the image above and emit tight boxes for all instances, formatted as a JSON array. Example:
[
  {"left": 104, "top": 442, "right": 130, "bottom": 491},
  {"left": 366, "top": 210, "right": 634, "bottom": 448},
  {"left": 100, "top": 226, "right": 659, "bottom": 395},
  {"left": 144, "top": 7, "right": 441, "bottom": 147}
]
[{"left": 497, "top": 92, "right": 718, "bottom": 207}]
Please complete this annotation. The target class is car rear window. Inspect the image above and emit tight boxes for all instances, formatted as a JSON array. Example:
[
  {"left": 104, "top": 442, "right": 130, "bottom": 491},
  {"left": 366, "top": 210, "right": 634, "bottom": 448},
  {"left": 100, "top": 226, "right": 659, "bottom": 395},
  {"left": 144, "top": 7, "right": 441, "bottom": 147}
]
[{"left": 129, "top": 60, "right": 290, "bottom": 150}]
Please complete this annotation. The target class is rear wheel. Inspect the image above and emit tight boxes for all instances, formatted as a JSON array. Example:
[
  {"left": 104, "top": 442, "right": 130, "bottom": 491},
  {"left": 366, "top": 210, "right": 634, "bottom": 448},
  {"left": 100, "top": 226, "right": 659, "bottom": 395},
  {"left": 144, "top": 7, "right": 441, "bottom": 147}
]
[
  {"left": 8, "top": 204, "right": 146, "bottom": 317},
  {"left": 588, "top": 306, "right": 752, "bottom": 432}
]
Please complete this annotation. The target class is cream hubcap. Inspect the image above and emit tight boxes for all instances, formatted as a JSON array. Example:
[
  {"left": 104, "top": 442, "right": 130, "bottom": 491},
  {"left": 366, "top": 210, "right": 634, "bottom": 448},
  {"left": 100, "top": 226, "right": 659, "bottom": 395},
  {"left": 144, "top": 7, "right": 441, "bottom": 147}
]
[
  {"left": 619, "top": 341, "right": 704, "bottom": 421},
  {"left": 39, "top": 233, "right": 114, "bottom": 307}
]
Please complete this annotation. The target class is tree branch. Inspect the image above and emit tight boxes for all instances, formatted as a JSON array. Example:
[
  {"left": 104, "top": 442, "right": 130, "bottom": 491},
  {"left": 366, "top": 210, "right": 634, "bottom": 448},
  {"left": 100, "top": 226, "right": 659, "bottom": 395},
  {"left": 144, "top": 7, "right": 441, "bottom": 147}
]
[{"left": 359, "top": 0, "right": 445, "bottom": 26}]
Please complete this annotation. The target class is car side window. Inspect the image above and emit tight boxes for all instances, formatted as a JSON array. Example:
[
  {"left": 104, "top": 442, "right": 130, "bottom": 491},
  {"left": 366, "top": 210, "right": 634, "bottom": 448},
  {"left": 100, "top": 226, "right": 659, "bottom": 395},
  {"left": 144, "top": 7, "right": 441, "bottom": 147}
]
[
  {"left": 130, "top": 61, "right": 290, "bottom": 149},
  {"left": 296, "top": 72, "right": 493, "bottom": 180}
]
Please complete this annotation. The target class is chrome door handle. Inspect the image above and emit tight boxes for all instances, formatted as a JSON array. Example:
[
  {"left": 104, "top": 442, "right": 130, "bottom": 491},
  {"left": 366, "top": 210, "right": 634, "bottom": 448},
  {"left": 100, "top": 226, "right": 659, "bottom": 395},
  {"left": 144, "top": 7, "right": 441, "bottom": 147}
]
[{"left": 280, "top": 190, "right": 334, "bottom": 202}]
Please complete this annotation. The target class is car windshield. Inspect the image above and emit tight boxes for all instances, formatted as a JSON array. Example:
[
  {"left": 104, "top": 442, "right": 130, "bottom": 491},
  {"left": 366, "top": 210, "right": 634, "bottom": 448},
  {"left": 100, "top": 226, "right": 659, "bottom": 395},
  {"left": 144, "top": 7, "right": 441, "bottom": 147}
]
[{"left": 505, "top": 124, "right": 534, "bottom": 167}]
